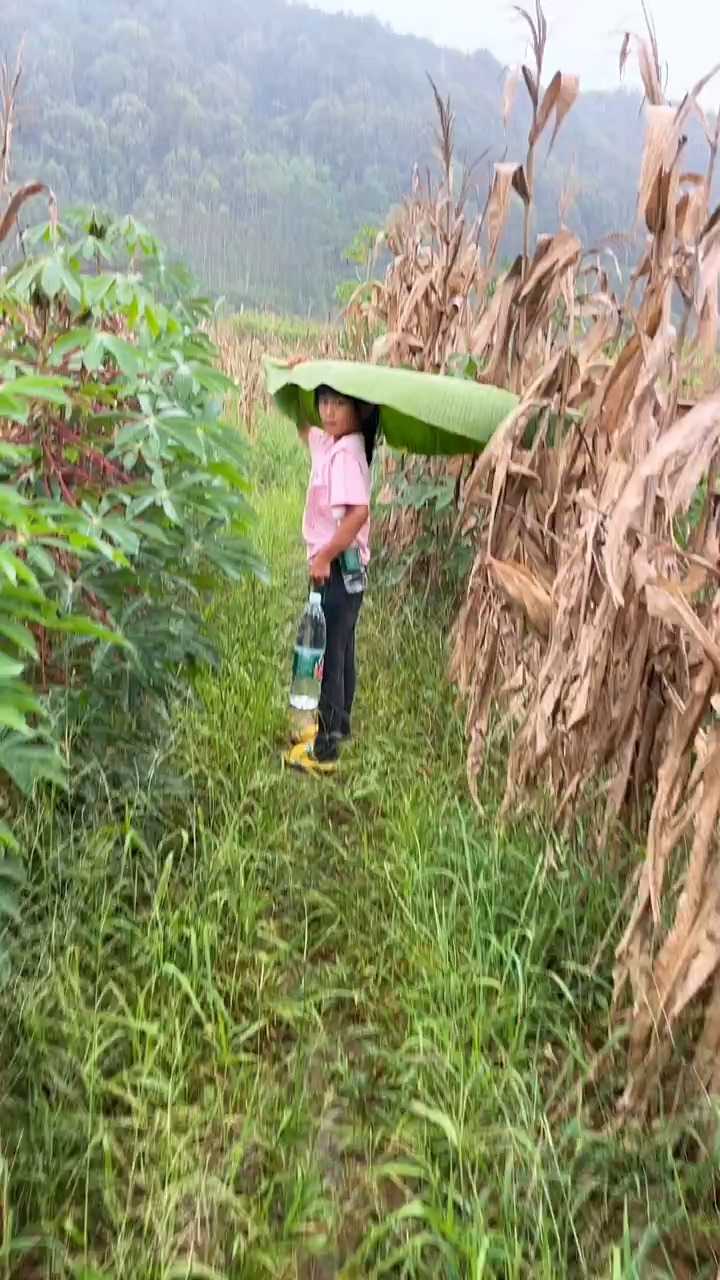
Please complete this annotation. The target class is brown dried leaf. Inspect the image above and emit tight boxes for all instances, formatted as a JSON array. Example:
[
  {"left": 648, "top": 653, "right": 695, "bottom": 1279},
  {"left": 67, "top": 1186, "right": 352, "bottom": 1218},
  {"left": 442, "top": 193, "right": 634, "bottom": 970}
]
[
  {"left": 485, "top": 164, "right": 513, "bottom": 263},
  {"left": 512, "top": 165, "right": 531, "bottom": 205},
  {"left": 0, "top": 180, "right": 56, "bottom": 243},
  {"left": 603, "top": 394, "right": 720, "bottom": 605},
  {"left": 619, "top": 32, "right": 632, "bottom": 80},
  {"left": 529, "top": 70, "right": 580, "bottom": 152},
  {"left": 695, "top": 221, "right": 720, "bottom": 329},
  {"left": 518, "top": 228, "right": 582, "bottom": 302},
  {"left": 521, "top": 64, "right": 538, "bottom": 109},
  {"left": 636, "top": 29, "right": 664, "bottom": 106},
  {"left": 514, "top": 2, "right": 547, "bottom": 76},
  {"left": 637, "top": 104, "right": 679, "bottom": 224},
  {"left": 645, "top": 580, "right": 720, "bottom": 672},
  {"left": 675, "top": 172, "right": 708, "bottom": 248},
  {"left": 490, "top": 556, "right": 551, "bottom": 638}
]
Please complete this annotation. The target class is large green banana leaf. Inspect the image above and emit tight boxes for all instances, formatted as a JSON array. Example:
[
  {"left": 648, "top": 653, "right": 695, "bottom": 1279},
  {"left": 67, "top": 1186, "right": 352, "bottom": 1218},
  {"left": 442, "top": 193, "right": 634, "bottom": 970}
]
[{"left": 262, "top": 356, "right": 520, "bottom": 457}]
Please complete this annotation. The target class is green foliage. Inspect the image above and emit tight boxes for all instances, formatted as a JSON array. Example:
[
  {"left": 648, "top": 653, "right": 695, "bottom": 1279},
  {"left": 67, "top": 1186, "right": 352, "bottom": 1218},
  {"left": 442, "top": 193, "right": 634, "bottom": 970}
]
[
  {"left": 334, "top": 223, "right": 379, "bottom": 310},
  {"left": 378, "top": 455, "right": 474, "bottom": 591},
  {"left": 1, "top": 0, "right": 716, "bottom": 315},
  {"left": 0, "top": 208, "right": 264, "bottom": 832}
]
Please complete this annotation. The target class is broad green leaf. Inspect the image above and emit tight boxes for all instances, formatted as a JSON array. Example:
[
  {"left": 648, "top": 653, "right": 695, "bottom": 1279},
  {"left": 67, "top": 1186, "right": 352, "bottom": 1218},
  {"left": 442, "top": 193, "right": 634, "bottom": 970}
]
[
  {"left": 82, "top": 336, "right": 106, "bottom": 372},
  {"left": 81, "top": 275, "right": 115, "bottom": 308},
  {"left": 0, "top": 390, "right": 29, "bottom": 422},
  {"left": 161, "top": 495, "right": 181, "bottom": 524},
  {"left": 127, "top": 291, "right": 140, "bottom": 330},
  {"left": 174, "top": 363, "right": 194, "bottom": 399},
  {"left": 0, "top": 734, "right": 67, "bottom": 793},
  {"left": 144, "top": 303, "right": 161, "bottom": 337},
  {"left": 40, "top": 257, "right": 64, "bottom": 301},
  {"left": 9, "top": 375, "right": 71, "bottom": 406},
  {"left": 26, "top": 546, "right": 57, "bottom": 578},
  {"left": 264, "top": 355, "right": 522, "bottom": 456},
  {"left": 0, "top": 442, "right": 33, "bottom": 466},
  {"left": 0, "top": 621, "right": 38, "bottom": 659},
  {"left": 59, "top": 264, "right": 83, "bottom": 302},
  {"left": 0, "top": 704, "right": 33, "bottom": 735},
  {"left": 51, "top": 616, "right": 125, "bottom": 644},
  {"left": 49, "top": 328, "right": 96, "bottom": 364},
  {"left": 103, "top": 335, "right": 142, "bottom": 377},
  {"left": 0, "top": 656, "right": 25, "bottom": 680}
]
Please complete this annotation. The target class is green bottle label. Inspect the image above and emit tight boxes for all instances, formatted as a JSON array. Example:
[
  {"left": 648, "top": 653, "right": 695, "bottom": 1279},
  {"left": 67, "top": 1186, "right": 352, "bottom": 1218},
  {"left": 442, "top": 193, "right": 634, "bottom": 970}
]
[
  {"left": 339, "top": 546, "right": 362, "bottom": 574},
  {"left": 292, "top": 646, "right": 324, "bottom": 681}
]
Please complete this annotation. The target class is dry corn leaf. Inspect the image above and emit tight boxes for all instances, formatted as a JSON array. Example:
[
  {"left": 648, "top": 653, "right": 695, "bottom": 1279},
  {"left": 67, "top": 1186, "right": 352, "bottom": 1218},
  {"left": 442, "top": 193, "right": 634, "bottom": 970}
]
[
  {"left": 619, "top": 32, "right": 632, "bottom": 80},
  {"left": 676, "top": 172, "right": 708, "bottom": 247},
  {"left": 512, "top": 165, "right": 531, "bottom": 205},
  {"left": 529, "top": 70, "right": 580, "bottom": 152},
  {"left": 695, "top": 220, "right": 720, "bottom": 319},
  {"left": 518, "top": 228, "right": 582, "bottom": 303},
  {"left": 644, "top": 580, "right": 720, "bottom": 672},
  {"left": 0, "top": 180, "right": 56, "bottom": 243},
  {"left": 489, "top": 556, "right": 552, "bottom": 638},
  {"left": 637, "top": 32, "right": 664, "bottom": 106},
  {"left": 485, "top": 162, "right": 522, "bottom": 268},
  {"left": 603, "top": 394, "right": 720, "bottom": 605},
  {"left": 637, "top": 104, "right": 680, "bottom": 224},
  {"left": 668, "top": 886, "right": 720, "bottom": 1023},
  {"left": 521, "top": 64, "right": 539, "bottom": 109}
]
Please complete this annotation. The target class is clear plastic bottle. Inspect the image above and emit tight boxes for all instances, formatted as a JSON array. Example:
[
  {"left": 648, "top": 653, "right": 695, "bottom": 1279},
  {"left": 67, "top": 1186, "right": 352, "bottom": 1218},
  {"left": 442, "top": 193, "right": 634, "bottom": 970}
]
[
  {"left": 289, "top": 590, "right": 327, "bottom": 711},
  {"left": 338, "top": 545, "right": 366, "bottom": 595}
]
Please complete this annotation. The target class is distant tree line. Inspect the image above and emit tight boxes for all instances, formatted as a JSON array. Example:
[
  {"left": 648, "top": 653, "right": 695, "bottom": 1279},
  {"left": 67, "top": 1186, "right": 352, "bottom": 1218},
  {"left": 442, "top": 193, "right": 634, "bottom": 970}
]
[{"left": 0, "top": 0, "right": 714, "bottom": 315}]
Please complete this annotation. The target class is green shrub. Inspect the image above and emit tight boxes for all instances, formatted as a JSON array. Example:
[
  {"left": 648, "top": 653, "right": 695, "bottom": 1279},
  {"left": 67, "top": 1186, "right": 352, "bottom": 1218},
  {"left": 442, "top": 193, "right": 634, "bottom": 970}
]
[{"left": 0, "top": 208, "right": 265, "bottom": 842}]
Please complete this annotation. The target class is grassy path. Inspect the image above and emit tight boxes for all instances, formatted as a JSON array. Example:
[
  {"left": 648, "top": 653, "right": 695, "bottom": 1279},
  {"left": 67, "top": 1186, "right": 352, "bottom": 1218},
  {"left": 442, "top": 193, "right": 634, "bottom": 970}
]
[{"left": 3, "top": 423, "right": 716, "bottom": 1278}]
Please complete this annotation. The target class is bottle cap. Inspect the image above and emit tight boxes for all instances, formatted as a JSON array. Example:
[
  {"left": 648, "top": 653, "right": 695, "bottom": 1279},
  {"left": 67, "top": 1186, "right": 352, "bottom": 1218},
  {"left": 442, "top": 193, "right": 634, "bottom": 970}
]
[{"left": 309, "top": 590, "right": 322, "bottom": 605}]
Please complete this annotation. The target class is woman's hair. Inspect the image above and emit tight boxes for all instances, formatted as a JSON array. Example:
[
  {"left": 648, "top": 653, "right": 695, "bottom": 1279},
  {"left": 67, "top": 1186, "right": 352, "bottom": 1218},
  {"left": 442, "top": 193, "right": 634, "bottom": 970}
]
[{"left": 314, "top": 385, "right": 380, "bottom": 467}]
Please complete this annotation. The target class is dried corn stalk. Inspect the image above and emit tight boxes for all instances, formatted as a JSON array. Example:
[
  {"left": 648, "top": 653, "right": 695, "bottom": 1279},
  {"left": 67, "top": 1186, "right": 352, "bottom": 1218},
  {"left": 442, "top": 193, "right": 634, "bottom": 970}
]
[
  {"left": 457, "top": 21, "right": 720, "bottom": 1116},
  {"left": 352, "top": 0, "right": 720, "bottom": 1119}
]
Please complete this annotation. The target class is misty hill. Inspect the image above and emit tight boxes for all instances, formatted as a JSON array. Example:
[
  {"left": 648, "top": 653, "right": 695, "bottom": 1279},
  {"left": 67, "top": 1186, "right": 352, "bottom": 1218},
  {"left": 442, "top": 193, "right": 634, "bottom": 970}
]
[{"left": 0, "top": 0, "right": 713, "bottom": 314}]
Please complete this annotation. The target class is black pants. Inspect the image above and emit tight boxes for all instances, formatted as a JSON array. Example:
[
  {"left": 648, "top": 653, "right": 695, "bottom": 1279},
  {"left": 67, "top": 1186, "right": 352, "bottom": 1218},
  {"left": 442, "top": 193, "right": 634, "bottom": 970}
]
[{"left": 315, "top": 561, "right": 364, "bottom": 762}]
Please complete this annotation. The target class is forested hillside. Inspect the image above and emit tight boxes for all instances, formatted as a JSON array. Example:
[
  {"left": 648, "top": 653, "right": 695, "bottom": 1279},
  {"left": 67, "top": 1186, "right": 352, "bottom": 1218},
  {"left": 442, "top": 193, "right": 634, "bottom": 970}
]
[{"left": 0, "top": 0, "right": 713, "bottom": 313}]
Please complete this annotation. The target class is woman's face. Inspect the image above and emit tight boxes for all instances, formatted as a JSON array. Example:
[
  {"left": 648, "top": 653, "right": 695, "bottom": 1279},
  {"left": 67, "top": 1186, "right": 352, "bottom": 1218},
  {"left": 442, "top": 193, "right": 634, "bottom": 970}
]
[{"left": 317, "top": 391, "right": 358, "bottom": 439}]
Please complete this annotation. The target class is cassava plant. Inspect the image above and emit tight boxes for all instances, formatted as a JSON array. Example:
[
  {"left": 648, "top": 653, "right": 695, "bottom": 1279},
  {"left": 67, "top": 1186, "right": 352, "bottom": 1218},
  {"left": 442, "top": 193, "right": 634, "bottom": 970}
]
[
  {"left": 1, "top": 209, "right": 266, "bottom": 808},
  {"left": 0, "top": 52, "right": 264, "bottom": 844}
]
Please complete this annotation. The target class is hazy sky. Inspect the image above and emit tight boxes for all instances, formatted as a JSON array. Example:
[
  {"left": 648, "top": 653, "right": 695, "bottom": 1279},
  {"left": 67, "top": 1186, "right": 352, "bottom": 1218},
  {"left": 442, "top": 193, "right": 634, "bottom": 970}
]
[{"left": 310, "top": 0, "right": 720, "bottom": 101}]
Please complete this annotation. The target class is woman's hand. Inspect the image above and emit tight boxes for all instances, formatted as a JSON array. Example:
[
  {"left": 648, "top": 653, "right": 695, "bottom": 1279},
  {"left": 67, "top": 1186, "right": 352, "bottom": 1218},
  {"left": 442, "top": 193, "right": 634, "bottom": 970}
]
[
  {"left": 310, "top": 552, "right": 331, "bottom": 583},
  {"left": 287, "top": 355, "right": 304, "bottom": 368}
]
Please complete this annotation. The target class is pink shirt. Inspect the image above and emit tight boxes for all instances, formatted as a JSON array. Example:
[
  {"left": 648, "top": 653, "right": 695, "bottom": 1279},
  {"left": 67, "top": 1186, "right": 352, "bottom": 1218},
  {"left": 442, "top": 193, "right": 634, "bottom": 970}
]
[{"left": 302, "top": 428, "right": 372, "bottom": 566}]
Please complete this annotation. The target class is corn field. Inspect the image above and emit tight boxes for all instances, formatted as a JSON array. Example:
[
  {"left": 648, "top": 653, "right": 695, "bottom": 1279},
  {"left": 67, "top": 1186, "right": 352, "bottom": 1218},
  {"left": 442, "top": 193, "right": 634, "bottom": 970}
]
[
  {"left": 344, "top": 5, "right": 720, "bottom": 1119},
  {"left": 212, "top": 313, "right": 340, "bottom": 437}
]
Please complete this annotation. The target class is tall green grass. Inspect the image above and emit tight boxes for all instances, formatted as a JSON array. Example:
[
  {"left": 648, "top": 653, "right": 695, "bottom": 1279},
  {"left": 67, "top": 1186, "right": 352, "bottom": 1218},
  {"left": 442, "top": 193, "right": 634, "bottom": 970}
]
[{"left": 0, "top": 416, "right": 717, "bottom": 1278}]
